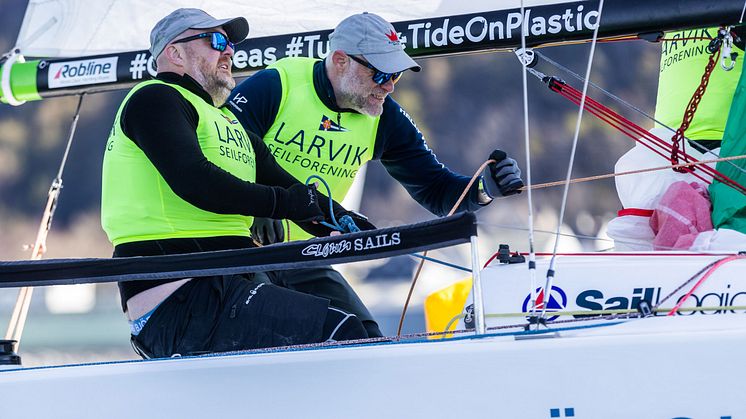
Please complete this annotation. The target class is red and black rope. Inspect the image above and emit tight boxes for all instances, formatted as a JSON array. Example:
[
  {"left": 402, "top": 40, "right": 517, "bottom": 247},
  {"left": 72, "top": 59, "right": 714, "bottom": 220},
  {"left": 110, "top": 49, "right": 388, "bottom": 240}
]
[{"left": 544, "top": 77, "right": 746, "bottom": 195}]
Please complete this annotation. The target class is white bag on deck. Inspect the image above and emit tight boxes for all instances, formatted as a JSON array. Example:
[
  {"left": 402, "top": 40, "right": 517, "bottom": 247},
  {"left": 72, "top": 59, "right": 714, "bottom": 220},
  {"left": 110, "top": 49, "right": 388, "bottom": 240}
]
[
  {"left": 608, "top": 128, "right": 718, "bottom": 250},
  {"left": 606, "top": 210, "right": 655, "bottom": 251}
]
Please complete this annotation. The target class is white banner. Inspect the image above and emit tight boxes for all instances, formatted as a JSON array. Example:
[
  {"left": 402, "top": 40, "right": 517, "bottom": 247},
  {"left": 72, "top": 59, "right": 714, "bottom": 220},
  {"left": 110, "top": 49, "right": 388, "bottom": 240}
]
[
  {"left": 48, "top": 57, "right": 118, "bottom": 88},
  {"left": 461, "top": 253, "right": 746, "bottom": 329}
]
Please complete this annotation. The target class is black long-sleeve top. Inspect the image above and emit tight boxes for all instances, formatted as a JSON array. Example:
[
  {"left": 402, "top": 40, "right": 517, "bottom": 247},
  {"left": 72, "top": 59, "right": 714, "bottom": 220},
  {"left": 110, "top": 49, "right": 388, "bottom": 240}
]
[
  {"left": 113, "top": 72, "right": 330, "bottom": 309},
  {"left": 121, "top": 72, "right": 305, "bottom": 217}
]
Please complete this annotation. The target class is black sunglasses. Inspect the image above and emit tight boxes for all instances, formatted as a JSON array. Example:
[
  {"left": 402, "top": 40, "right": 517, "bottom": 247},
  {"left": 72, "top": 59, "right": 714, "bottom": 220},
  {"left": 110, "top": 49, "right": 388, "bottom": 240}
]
[
  {"left": 348, "top": 55, "right": 403, "bottom": 85},
  {"left": 172, "top": 32, "right": 234, "bottom": 52}
]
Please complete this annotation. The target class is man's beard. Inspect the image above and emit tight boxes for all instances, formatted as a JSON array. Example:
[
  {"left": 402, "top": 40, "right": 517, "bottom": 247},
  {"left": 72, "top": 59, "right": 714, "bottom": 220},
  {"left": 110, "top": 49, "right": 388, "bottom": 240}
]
[
  {"left": 192, "top": 56, "right": 235, "bottom": 106},
  {"left": 337, "top": 69, "right": 384, "bottom": 117}
]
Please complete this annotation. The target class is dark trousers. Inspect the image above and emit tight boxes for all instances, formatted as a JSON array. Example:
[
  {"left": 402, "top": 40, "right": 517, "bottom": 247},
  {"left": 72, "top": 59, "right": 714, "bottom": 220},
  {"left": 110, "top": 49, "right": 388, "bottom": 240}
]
[
  {"left": 132, "top": 273, "right": 368, "bottom": 358},
  {"left": 269, "top": 266, "right": 383, "bottom": 338}
]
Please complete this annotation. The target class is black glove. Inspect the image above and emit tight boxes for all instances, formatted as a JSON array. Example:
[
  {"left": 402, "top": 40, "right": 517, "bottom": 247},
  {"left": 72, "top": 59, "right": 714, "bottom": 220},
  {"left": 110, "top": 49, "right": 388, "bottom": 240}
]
[
  {"left": 251, "top": 217, "right": 285, "bottom": 245},
  {"left": 281, "top": 183, "right": 325, "bottom": 223},
  {"left": 488, "top": 149, "right": 524, "bottom": 197}
]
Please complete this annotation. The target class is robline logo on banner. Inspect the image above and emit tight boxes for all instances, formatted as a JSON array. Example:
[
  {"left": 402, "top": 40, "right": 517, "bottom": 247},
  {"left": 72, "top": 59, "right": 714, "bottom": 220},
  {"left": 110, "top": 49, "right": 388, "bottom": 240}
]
[{"left": 48, "top": 57, "right": 118, "bottom": 88}]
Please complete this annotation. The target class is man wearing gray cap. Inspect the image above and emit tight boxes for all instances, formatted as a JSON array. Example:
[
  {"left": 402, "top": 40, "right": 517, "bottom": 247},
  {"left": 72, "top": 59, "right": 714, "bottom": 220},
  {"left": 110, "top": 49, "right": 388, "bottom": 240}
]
[
  {"left": 102, "top": 8, "right": 370, "bottom": 359},
  {"left": 228, "top": 12, "right": 525, "bottom": 337}
]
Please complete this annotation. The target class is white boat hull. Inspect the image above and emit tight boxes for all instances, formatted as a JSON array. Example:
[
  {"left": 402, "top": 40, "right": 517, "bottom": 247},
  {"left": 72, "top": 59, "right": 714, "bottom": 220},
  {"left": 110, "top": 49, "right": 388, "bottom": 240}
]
[{"left": 1, "top": 315, "right": 743, "bottom": 418}]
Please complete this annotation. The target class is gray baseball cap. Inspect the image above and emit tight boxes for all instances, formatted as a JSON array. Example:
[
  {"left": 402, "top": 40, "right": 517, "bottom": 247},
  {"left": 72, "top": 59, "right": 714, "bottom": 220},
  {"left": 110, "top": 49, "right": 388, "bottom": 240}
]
[
  {"left": 150, "top": 8, "right": 249, "bottom": 60},
  {"left": 329, "top": 12, "right": 421, "bottom": 74}
]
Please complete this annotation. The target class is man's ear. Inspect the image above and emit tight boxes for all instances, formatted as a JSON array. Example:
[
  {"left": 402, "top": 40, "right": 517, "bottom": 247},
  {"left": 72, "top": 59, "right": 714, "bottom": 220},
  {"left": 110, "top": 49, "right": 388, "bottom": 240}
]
[
  {"left": 163, "top": 44, "right": 186, "bottom": 68},
  {"left": 330, "top": 50, "right": 349, "bottom": 72}
]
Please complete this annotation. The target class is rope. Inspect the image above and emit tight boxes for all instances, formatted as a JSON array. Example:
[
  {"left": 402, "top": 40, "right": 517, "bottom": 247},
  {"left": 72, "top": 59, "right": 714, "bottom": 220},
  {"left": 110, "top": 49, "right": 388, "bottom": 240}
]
[
  {"left": 535, "top": 50, "right": 746, "bottom": 176},
  {"left": 4, "top": 94, "right": 86, "bottom": 350},
  {"left": 545, "top": 77, "right": 746, "bottom": 194},
  {"left": 396, "top": 159, "right": 494, "bottom": 336},
  {"left": 518, "top": 154, "right": 746, "bottom": 191},
  {"left": 666, "top": 255, "right": 746, "bottom": 315},
  {"left": 479, "top": 296, "right": 746, "bottom": 334},
  {"left": 305, "top": 174, "right": 347, "bottom": 232},
  {"left": 651, "top": 256, "right": 733, "bottom": 310},
  {"left": 442, "top": 304, "right": 746, "bottom": 336}
]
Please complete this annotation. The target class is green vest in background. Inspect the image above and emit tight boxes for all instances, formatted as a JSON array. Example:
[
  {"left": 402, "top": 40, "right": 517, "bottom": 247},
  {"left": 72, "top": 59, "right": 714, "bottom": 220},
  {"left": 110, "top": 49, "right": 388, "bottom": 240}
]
[
  {"left": 709, "top": 63, "right": 746, "bottom": 234},
  {"left": 655, "top": 27, "right": 743, "bottom": 141},
  {"left": 264, "top": 58, "right": 379, "bottom": 241},
  {"left": 102, "top": 80, "right": 256, "bottom": 246}
]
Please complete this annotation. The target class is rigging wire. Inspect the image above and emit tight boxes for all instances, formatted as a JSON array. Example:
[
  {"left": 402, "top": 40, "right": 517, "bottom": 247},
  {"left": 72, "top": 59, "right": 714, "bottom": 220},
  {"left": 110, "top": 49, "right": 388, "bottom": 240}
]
[
  {"left": 534, "top": 50, "right": 746, "bottom": 176},
  {"left": 409, "top": 253, "right": 470, "bottom": 273},
  {"left": 568, "top": 80, "right": 746, "bottom": 192},
  {"left": 539, "top": 0, "right": 605, "bottom": 323},
  {"left": 519, "top": 0, "right": 539, "bottom": 319},
  {"left": 4, "top": 94, "right": 86, "bottom": 351},
  {"left": 537, "top": 51, "right": 676, "bottom": 130},
  {"left": 397, "top": 67, "right": 746, "bottom": 337},
  {"left": 524, "top": 64, "right": 746, "bottom": 194},
  {"left": 396, "top": 19, "right": 745, "bottom": 335}
]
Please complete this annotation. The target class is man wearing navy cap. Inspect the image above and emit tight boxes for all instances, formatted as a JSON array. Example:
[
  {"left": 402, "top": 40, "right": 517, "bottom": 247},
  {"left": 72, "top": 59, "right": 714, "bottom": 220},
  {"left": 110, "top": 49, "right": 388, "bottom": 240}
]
[
  {"left": 102, "top": 8, "right": 371, "bottom": 359},
  {"left": 228, "top": 12, "right": 525, "bottom": 338}
]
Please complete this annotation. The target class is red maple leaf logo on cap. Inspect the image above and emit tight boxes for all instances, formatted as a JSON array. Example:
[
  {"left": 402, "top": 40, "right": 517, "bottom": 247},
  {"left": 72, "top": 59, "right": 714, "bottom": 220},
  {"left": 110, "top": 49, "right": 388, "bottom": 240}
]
[{"left": 385, "top": 30, "right": 399, "bottom": 42}]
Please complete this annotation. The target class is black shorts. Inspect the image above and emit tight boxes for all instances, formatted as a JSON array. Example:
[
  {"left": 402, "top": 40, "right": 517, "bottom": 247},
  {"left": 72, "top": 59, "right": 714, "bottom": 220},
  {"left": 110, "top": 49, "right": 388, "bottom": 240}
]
[
  {"left": 132, "top": 273, "right": 367, "bottom": 358},
  {"left": 269, "top": 266, "right": 382, "bottom": 338}
]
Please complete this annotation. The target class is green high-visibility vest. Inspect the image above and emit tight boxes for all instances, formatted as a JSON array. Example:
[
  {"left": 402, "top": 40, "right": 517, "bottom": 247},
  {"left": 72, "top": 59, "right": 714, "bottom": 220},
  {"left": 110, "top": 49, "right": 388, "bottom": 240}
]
[
  {"left": 102, "top": 80, "right": 257, "bottom": 246},
  {"left": 655, "top": 27, "right": 743, "bottom": 141},
  {"left": 264, "top": 58, "right": 379, "bottom": 241}
]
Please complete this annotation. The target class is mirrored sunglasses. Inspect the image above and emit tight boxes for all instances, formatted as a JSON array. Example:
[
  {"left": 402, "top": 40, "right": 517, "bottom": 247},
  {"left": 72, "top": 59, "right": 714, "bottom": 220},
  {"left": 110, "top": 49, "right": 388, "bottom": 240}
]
[
  {"left": 172, "top": 32, "right": 234, "bottom": 52},
  {"left": 349, "top": 55, "right": 403, "bottom": 85}
]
